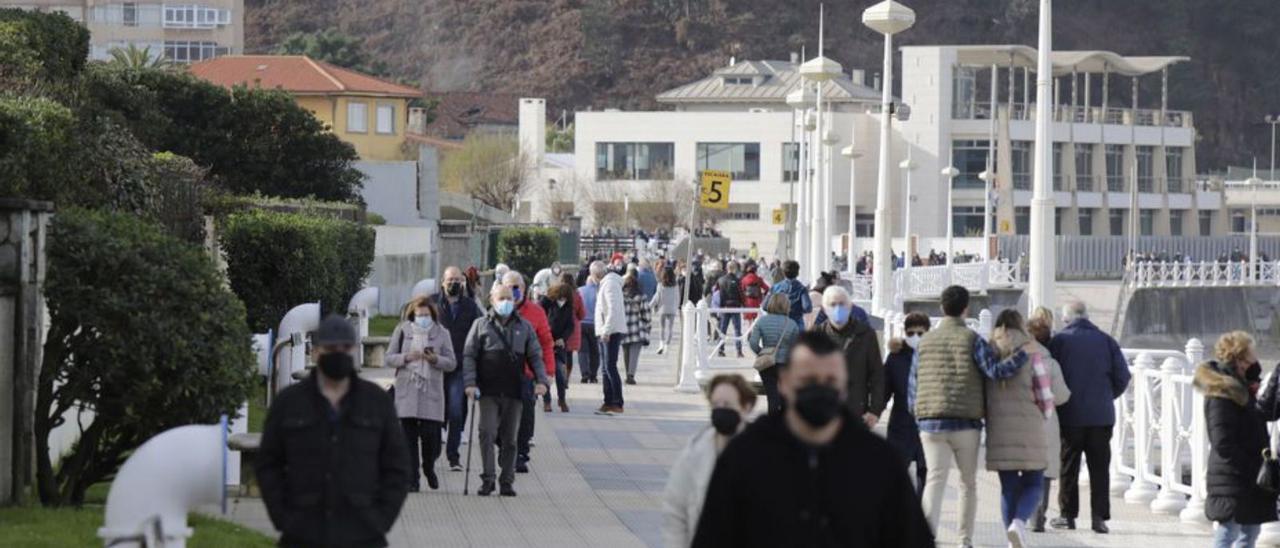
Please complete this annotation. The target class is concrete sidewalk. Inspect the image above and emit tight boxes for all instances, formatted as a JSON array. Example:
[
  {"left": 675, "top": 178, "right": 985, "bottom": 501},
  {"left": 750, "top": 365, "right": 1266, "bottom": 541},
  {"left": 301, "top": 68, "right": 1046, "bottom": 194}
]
[{"left": 218, "top": 334, "right": 1213, "bottom": 547}]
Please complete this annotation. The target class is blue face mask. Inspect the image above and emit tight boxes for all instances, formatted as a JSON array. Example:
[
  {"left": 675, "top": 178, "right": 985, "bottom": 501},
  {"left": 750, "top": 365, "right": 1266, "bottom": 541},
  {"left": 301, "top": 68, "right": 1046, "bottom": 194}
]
[
  {"left": 826, "top": 304, "right": 851, "bottom": 325},
  {"left": 494, "top": 300, "right": 515, "bottom": 317},
  {"left": 415, "top": 316, "right": 433, "bottom": 329},
  {"left": 511, "top": 287, "right": 523, "bottom": 302}
]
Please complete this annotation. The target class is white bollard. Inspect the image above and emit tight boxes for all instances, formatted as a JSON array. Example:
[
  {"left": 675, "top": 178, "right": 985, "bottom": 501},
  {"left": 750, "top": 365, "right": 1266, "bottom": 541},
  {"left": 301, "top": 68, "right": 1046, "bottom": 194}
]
[
  {"left": 694, "top": 300, "right": 710, "bottom": 378},
  {"left": 1125, "top": 353, "right": 1160, "bottom": 504},
  {"left": 1150, "top": 357, "right": 1188, "bottom": 514},
  {"left": 674, "top": 302, "right": 701, "bottom": 394},
  {"left": 1180, "top": 376, "right": 1210, "bottom": 524}
]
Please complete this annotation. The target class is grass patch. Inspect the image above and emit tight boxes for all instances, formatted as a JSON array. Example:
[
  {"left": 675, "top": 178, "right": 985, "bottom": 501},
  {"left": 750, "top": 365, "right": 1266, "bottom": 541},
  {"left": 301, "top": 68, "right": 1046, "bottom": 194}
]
[
  {"left": 368, "top": 315, "right": 400, "bottom": 337},
  {"left": 0, "top": 505, "right": 273, "bottom": 547}
]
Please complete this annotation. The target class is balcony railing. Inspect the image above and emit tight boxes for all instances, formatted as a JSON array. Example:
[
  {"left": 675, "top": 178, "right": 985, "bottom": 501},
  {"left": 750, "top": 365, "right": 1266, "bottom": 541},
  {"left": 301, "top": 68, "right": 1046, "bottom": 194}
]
[
  {"left": 1076, "top": 174, "right": 1097, "bottom": 192},
  {"left": 1107, "top": 174, "right": 1126, "bottom": 193},
  {"left": 1138, "top": 176, "right": 1156, "bottom": 193},
  {"left": 1053, "top": 174, "right": 1066, "bottom": 191},
  {"left": 960, "top": 103, "right": 1192, "bottom": 128},
  {"left": 1013, "top": 173, "right": 1032, "bottom": 190}
]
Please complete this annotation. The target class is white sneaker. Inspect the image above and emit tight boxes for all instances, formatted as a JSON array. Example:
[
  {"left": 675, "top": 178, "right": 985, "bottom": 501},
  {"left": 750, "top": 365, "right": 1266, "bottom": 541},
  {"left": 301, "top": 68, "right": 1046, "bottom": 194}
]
[{"left": 1007, "top": 519, "right": 1028, "bottom": 548}]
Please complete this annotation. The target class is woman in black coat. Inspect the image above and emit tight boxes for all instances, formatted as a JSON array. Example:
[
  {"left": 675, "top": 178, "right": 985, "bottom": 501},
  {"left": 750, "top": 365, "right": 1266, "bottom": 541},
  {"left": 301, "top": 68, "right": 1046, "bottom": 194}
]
[
  {"left": 1194, "top": 331, "right": 1276, "bottom": 548},
  {"left": 540, "top": 282, "right": 576, "bottom": 412}
]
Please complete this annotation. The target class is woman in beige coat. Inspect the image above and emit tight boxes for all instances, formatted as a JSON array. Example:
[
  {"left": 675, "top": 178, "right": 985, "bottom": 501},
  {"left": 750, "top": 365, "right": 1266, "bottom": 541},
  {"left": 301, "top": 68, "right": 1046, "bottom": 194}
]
[
  {"left": 1027, "top": 308, "right": 1071, "bottom": 532},
  {"left": 386, "top": 297, "right": 456, "bottom": 491},
  {"left": 986, "top": 309, "right": 1067, "bottom": 547}
]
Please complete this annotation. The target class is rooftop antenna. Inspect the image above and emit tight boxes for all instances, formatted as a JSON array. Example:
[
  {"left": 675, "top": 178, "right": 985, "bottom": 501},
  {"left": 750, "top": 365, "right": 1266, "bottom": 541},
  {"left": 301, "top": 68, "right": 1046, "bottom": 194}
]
[{"left": 818, "top": 3, "right": 825, "bottom": 58}]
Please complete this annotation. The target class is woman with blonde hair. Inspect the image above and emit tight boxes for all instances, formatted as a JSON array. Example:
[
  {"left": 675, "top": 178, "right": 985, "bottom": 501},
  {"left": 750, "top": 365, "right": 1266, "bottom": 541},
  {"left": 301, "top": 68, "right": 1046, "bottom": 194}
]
[
  {"left": 1024, "top": 306, "right": 1071, "bottom": 532},
  {"left": 386, "top": 296, "right": 456, "bottom": 491}
]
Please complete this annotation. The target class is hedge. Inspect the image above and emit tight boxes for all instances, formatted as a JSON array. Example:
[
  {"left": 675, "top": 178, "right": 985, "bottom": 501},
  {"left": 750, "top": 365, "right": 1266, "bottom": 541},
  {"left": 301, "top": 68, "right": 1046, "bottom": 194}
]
[
  {"left": 496, "top": 227, "right": 559, "bottom": 278},
  {"left": 220, "top": 209, "right": 375, "bottom": 332}
]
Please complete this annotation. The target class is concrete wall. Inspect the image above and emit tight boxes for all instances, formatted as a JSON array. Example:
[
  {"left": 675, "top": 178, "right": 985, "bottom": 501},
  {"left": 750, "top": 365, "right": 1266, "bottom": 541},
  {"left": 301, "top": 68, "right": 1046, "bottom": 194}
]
[
  {"left": 0, "top": 292, "right": 13, "bottom": 503},
  {"left": 357, "top": 160, "right": 432, "bottom": 227},
  {"left": 371, "top": 225, "right": 434, "bottom": 314}
]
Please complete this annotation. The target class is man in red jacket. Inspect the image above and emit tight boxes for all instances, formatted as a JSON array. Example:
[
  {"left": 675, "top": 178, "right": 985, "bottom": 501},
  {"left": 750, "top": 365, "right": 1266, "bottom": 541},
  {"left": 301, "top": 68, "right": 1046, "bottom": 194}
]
[{"left": 502, "top": 271, "right": 556, "bottom": 474}]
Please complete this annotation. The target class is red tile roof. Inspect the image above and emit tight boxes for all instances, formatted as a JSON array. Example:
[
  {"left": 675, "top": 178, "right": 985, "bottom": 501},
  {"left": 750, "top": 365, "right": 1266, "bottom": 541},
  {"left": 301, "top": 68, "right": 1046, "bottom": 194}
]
[
  {"left": 423, "top": 91, "right": 523, "bottom": 140},
  {"left": 188, "top": 55, "right": 421, "bottom": 98}
]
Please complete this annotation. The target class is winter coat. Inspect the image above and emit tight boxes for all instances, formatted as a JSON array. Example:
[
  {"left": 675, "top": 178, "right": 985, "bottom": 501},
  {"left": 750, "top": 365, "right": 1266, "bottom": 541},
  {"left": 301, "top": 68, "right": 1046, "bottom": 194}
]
[
  {"left": 431, "top": 293, "right": 483, "bottom": 377},
  {"left": 517, "top": 299, "right": 557, "bottom": 378},
  {"left": 566, "top": 290, "right": 586, "bottom": 351},
  {"left": 747, "top": 313, "right": 798, "bottom": 369},
  {"left": 621, "top": 289, "right": 652, "bottom": 346},
  {"left": 650, "top": 284, "right": 681, "bottom": 316},
  {"left": 638, "top": 267, "right": 659, "bottom": 299},
  {"left": 595, "top": 272, "right": 627, "bottom": 337},
  {"left": 462, "top": 311, "right": 550, "bottom": 398},
  {"left": 690, "top": 411, "right": 934, "bottom": 548},
  {"left": 1049, "top": 319, "right": 1131, "bottom": 427},
  {"left": 1045, "top": 352, "right": 1071, "bottom": 478},
  {"left": 983, "top": 329, "right": 1050, "bottom": 472},
  {"left": 817, "top": 318, "right": 885, "bottom": 418},
  {"left": 539, "top": 296, "right": 575, "bottom": 344},
  {"left": 385, "top": 321, "right": 457, "bottom": 422},
  {"left": 1197, "top": 360, "right": 1277, "bottom": 525},
  {"left": 883, "top": 343, "right": 922, "bottom": 464},
  {"left": 257, "top": 374, "right": 409, "bottom": 548},
  {"left": 768, "top": 278, "right": 812, "bottom": 329},
  {"left": 662, "top": 427, "right": 719, "bottom": 548}
]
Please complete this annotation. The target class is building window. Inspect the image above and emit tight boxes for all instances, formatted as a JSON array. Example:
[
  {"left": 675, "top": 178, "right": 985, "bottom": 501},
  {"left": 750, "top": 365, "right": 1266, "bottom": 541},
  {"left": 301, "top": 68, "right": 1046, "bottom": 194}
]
[
  {"left": 1106, "top": 144, "right": 1125, "bottom": 192},
  {"left": 1015, "top": 206, "right": 1030, "bottom": 235},
  {"left": 952, "top": 206, "right": 990, "bottom": 237},
  {"left": 1078, "top": 208, "right": 1094, "bottom": 236},
  {"left": 595, "top": 142, "right": 675, "bottom": 180},
  {"left": 163, "top": 5, "right": 231, "bottom": 28},
  {"left": 347, "top": 101, "right": 368, "bottom": 133},
  {"left": 1200, "top": 210, "right": 1214, "bottom": 236},
  {"left": 1052, "top": 143, "right": 1065, "bottom": 191},
  {"left": 1139, "top": 209, "right": 1155, "bottom": 236},
  {"left": 1011, "top": 141, "right": 1032, "bottom": 190},
  {"left": 1166, "top": 147, "right": 1184, "bottom": 192},
  {"left": 952, "top": 66, "right": 978, "bottom": 120},
  {"left": 697, "top": 143, "right": 760, "bottom": 181},
  {"left": 782, "top": 142, "right": 800, "bottom": 183},
  {"left": 1054, "top": 207, "right": 1066, "bottom": 234},
  {"left": 1109, "top": 210, "right": 1125, "bottom": 236},
  {"left": 123, "top": 2, "right": 137, "bottom": 26},
  {"left": 1075, "top": 145, "right": 1094, "bottom": 191},
  {"left": 163, "top": 41, "right": 227, "bottom": 63},
  {"left": 1232, "top": 211, "right": 1247, "bottom": 233},
  {"left": 951, "top": 140, "right": 990, "bottom": 189},
  {"left": 1136, "top": 146, "right": 1155, "bottom": 192},
  {"left": 722, "top": 76, "right": 755, "bottom": 86},
  {"left": 1170, "top": 210, "right": 1184, "bottom": 236},
  {"left": 375, "top": 104, "right": 395, "bottom": 135}
]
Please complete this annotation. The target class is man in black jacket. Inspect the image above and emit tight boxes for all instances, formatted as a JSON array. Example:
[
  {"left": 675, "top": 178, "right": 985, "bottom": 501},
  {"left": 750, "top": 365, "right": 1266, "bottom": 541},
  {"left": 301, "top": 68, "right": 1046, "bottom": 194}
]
[
  {"left": 692, "top": 331, "right": 933, "bottom": 548},
  {"left": 435, "top": 266, "right": 483, "bottom": 471},
  {"left": 257, "top": 315, "right": 410, "bottom": 548}
]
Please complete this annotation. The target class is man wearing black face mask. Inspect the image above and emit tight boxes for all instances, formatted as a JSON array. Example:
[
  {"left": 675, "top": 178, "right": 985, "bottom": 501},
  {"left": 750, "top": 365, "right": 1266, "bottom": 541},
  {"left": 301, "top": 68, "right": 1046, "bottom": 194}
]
[
  {"left": 434, "top": 266, "right": 483, "bottom": 471},
  {"left": 258, "top": 315, "right": 410, "bottom": 548},
  {"left": 692, "top": 332, "right": 934, "bottom": 548}
]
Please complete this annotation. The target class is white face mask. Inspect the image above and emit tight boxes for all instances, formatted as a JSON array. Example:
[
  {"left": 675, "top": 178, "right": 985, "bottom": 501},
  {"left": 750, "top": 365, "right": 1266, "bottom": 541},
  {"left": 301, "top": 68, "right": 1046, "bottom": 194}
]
[
  {"left": 556, "top": 298, "right": 567, "bottom": 307},
  {"left": 905, "top": 334, "right": 922, "bottom": 349}
]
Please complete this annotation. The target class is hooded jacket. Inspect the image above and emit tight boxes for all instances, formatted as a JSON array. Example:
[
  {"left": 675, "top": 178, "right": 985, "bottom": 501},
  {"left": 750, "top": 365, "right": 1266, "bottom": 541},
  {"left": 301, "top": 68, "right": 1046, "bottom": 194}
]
[
  {"left": 1196, "top": 360, "right": 1277, "bottom": 525},
  {"left": 595, "top": 271, "right": 627, "bottom": 336}
]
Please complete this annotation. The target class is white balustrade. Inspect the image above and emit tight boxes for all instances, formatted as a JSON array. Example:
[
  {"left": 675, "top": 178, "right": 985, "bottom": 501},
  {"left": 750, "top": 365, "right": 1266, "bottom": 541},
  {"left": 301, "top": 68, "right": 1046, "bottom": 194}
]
[
  {"left": 674, "top": 301, "right": 701, "bottom": 393},
  {"left": 1131, "top": 260, "right": 1280, "bottom": 289},
  {"left": 1124, "top": 353, "right": 1161, "bottom": 504}
]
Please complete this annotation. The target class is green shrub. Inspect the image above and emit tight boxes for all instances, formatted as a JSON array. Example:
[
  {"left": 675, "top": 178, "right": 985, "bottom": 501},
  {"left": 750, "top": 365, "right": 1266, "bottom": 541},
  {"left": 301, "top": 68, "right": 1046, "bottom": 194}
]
[
  {"left": 496, "top": 227, "right": 558, "bottom": 278},
  {"left": 0, "top": 9, "right": 89, "bottom": 83},
  {"left": 34, "top": 209, "right": 256, "bottom": 506},
  {"left": 0, "top": 95, "right": 76, "bottom": 200},
  {"left": 220, "top": 209, "right": 375, "bottom": 332}
]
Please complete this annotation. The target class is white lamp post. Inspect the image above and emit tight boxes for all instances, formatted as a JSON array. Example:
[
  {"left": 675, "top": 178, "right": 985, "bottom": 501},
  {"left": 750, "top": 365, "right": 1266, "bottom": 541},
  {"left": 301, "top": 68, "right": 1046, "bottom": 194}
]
[
  {"left": 1028, "top": 0, "right": 1057, "bottom": 313},
  {"left": 842, "top": 144, "right": 864, "bottom": 274},
  {"left": 978, "top": 169, "right": 996, "bottom": 262},
  {"left": 1266, "top": 114, "right": 1279, "bottom": 182},
  {"left": 942, "top": 165, "right": 960, "bottom": 280},
  {"left": 800, "top": 6, "right": 842, "bottom": 279},
  {"left": 787, "top": 86, "right": 816, "bottom": 271},
  {"left": 822, "top": 127, "right": 840, "bottom": 269},
  {"left": 899, "top": 149, "right": 917, "bottom": 272},
  {"left": 1247, "top": 173, "right": 1262, "bottom": 280},
  {"left": 862, "top": 0, "right": 916, "bottom": 315}
]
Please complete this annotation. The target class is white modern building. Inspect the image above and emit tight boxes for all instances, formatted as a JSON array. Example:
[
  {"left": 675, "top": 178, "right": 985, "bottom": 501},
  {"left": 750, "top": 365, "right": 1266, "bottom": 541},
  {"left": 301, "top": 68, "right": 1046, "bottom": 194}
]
[
  {"left": 3, "top": 0, "right": 243, "bottom": 62},
  {"left": 520, "top": 44, "right": 1228, "bottom": 256}
]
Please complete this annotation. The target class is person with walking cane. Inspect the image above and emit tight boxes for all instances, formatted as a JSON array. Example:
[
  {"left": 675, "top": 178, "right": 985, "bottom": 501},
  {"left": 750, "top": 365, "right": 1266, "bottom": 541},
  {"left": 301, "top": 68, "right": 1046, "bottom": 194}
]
[{"left": 462, "top": 284, "right": 548, "bottom": 496}]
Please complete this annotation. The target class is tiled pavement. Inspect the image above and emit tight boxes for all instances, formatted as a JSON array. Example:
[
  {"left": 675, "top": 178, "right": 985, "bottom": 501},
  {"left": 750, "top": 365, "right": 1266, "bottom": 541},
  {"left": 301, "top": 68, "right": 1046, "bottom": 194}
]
[{"left": 217, "top": 332, "right": 1214, "bottom": 547}]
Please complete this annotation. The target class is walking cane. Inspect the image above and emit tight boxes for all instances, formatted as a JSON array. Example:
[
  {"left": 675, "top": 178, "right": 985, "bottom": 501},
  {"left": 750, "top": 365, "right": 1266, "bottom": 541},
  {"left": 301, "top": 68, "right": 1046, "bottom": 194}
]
[{"left": 462, "top": 393, "right": 478, "bottom": 495}]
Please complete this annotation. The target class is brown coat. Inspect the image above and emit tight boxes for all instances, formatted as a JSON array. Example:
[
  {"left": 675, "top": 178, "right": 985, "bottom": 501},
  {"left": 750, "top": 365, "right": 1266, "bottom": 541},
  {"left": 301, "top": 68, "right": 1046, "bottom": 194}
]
[
  {"left": 817, "top": 319, "right": 885, "bottom": 417},
  {"left": 984, "top": 328, "right": 1055, "bottom": 472}
]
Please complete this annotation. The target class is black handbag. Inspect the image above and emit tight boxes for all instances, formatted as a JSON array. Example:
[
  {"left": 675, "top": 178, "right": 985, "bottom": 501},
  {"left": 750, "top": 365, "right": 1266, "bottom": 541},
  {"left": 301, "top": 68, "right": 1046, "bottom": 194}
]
[{"left": 1256, "top": 448, "right": 1280, "bottom": 493}]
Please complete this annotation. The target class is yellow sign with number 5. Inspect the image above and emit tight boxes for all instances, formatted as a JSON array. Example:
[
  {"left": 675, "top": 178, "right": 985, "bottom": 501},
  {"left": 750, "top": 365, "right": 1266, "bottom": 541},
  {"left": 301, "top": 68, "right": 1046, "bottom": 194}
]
[{"left": 699, "top": 170, "right": 732, "bottom": 210}]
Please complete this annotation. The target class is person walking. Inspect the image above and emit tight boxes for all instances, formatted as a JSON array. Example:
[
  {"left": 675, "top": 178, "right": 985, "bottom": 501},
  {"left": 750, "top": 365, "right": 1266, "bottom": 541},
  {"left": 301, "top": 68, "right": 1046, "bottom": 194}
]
[
  {"left": 1197, "top": 331, "right": 1275, "bottom": 547},
  {"left": 884, "top": 312, "right": 930, "bottom": 498},
  {"left": 386, "top": 297, "right": 456, "bottom": 491},
  {"left": 814, "top": 285, "right": 884, "bottom": 428},
  {"left": 257, "top": 315, "right": 409, "bottom": 547},
  {"left": 909, "top": 285, "right": 1031, "bottom": 548},
  {"left": 1026, "top": 307, "right": 1070, "bottom": 532},
  {"left": 650, "top": 269, "right": 681, "bottom": 354},
  {"left": 768, "top": 260, "right": 811, "bottom": 330},
  {"left": 595, "top": 259, "right": 627, "bottom": 414},
  {"left": 985, "top": 310, "right": 1063, "bottom": 547},
  {"left": 746, "top": 293, "right": 798, "bottom": 416},
  {"left": 691, "top": 332, "right": 934, "bottom": 547},
  {"left": 560, "top": 272, "right": 586, "bottom": 383},
  {"left": 739, "top": 263, "right": 769, "bottom": 321},
  {"left": 1048, "top": 301, "right": 1131, "bottom": 534},
  {"left": 578, "top": 262, "right": 603, "bottom": 383},
  {"left": 502, "top": 271, "right": 556, "bottom": 475},
  {"left": 662, "top": 375, "right": 757, "bottom": 548},
  {"left": 637, "top": 258, "right": 658, "bottom": 300},
  {"left": 433, "top": 266, "right": 483, "bottom": 472},
  {"left": 714, "top": 261, "right": 745, "bottom": 357},
  {"left": 462, "top": 285, "right": 549, "bottom": 497},
  {"left": 539, "top": 281, "right": 576, "bottom": 413},
  {"left": 621, "top": 274, "right": 652, "bottom": 385}
]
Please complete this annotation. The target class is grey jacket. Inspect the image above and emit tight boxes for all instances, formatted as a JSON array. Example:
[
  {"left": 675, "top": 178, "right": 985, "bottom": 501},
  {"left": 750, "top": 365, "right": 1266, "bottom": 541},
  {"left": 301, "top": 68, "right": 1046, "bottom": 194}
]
[
  {"left": 462, "top": 311, "right": 549, "bottom": 394},
  {"left": 386, "top": 321, "right": 456, "bottom": 422}
]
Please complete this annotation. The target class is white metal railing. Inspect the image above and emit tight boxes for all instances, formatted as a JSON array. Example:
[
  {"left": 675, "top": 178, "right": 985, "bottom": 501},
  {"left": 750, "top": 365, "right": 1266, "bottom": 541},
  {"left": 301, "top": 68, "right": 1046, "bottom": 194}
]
[
  {"left": 675, "top": 302, "right": 763, "bottom": 391},
  {"left": 1129, "top": 260, "right": 1280, "bottom": 288},
  {"left": 891, "top": 260, "right": 1023, "bottom": 300}
]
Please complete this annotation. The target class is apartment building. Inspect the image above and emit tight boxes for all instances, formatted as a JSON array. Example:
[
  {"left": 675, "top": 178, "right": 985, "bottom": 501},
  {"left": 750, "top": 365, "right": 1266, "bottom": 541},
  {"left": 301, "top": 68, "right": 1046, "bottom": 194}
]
[{"left": 3, "top": 0, "right": 243, "bottom": 63}]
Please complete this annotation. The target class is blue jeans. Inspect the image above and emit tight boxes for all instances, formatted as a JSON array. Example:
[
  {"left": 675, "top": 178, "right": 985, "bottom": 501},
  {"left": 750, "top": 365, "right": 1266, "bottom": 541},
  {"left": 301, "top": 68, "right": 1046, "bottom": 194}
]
[
  {"left": 717, "top": 313, "right": 742, "bottom": 354},
  {"left": 998, "top": 470, "right": 1045, "bottom": 527},
  {"left": 443, "top": 370, "right": 466, "bottom": 464},
  {"left": 1214, "top": 520, "right": 1261, "bottom": 548},
  {"left": 599, "top": 332, "right": 624, "bottom": 408}
]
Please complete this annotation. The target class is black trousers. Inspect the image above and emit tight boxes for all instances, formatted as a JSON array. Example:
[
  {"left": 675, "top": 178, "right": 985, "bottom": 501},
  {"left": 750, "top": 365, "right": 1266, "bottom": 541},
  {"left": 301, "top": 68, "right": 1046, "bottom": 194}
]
[
  {"left": 759, "top": 366, "right": 783, "bottom": 416},
  {"left": 400, "top": 418, "right": 442, "bottom": 488},
  {"left": 1058, "top": 425, "right": 1112, "bottom": 521},
  {"left": 517, "top": 377, "right": 535, "bottom": 463}
]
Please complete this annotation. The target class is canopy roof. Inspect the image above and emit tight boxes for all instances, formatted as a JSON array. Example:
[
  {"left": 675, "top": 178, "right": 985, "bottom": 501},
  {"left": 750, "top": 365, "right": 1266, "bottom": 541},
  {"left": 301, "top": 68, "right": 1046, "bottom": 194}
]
[{"left": 910, "top": 45, "right": 1189, "bottom": 77}]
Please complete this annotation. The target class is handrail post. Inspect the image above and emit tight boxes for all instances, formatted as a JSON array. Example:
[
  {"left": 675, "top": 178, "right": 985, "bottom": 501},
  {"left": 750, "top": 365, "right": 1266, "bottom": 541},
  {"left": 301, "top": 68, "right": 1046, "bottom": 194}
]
[
  {"left": 1151, "top": 357, "right": 1188, "bottom": 514},
  {"left": 674, "top": 302, "right": 701, "bottom": 393},
  {"left": 695, "top": 300, "right": 710, "bottom": 374},
  {"left": 1124, "top": 353, "right": 1160, "bottom": 504},
  {"left": 977, "top": 309, "right": 993, "bottom": 339},
  {"left": 1180, "top": 345, "right": 1209, "bottom": 523}
]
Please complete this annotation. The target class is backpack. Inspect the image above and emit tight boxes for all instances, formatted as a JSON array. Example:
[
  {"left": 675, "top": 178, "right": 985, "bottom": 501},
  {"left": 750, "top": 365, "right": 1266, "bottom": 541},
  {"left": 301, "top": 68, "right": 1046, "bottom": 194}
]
[
  {"left": 718, "top": 274, "right": 742, "bottom": 306},
  {"left": 743, "top": 277, "right": 763, "bottom": 300}
]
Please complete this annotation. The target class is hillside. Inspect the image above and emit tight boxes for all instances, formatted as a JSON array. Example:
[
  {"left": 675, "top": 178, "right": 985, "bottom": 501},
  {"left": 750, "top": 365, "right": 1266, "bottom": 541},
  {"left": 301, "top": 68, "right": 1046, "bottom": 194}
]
[{"left": 244, "top": 0, "right": 1280, "bottom": 170}]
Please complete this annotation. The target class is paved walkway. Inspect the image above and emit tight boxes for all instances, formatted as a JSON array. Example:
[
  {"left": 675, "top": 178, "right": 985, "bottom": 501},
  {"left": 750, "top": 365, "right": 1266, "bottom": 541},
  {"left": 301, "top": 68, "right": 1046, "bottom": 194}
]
[{"left": 219, "top": 331, "right": 1214, "bottom": 547}]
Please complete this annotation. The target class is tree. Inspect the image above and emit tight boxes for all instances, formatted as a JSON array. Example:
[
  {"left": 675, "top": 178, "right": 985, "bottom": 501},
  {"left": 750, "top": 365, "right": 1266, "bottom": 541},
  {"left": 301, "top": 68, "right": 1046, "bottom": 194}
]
[
  {"left": 496, "top": 227, "right": 559, "bottom": 278},
  {"left": 440, "top": 133, "right": 528, "bottom": 212},
  {"left": 106, "top": 43, "right": 174, "bottom": 70},
  {"left": 274, "top": 28, "right": 390, "bottom": 77},
  {"left": 0, "top": 9, "right": 89, "bottom": 83},
  {"left": 546, "top": 122, "right": 574, "bottom": 153},
  {"left": 35, "top": 209, "right": 257, "bottom": 506}
]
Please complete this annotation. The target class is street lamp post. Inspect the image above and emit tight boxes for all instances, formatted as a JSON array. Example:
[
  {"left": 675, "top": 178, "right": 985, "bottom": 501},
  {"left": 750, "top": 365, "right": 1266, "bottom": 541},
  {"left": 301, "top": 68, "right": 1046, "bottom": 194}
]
[
  {"left": 1266, "top": 115, "right": 1280, "bottom": 182},
  {"left": 942, "top": 166, "right": 960, "bottom": 282},
  {"left": 787, "top": 87, "right": 816, "bottom": 271},
  {"left": 1028, "top": 0, "right": 1057, "bottom": 313},
  {"left": 862, "top": 0, "right": 916, "bottom": 315},
  {"left": 822, "top": 127, "right": 840, "bottom": 270},
  {"left": 800, "top": 7, "right": 842, "bottom": 280},
  {"left": 1247, "top": 171, "right": 1262, "bottom": 281},
  {"left": 900, "top": 149, "right": 917, "bottom": 273},
  {"left": 978, "top": 169, "right": 996, "bottom": 262},
  {"left": 842, "top": 145, "right": 864, "bottom": 275}
]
